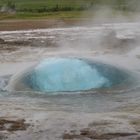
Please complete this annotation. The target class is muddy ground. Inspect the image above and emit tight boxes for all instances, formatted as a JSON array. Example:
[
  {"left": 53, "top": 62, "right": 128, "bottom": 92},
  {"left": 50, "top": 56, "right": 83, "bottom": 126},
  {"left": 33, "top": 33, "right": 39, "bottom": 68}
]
[{"left": 0, "top": 19, "right": 84, "bottom": 31}]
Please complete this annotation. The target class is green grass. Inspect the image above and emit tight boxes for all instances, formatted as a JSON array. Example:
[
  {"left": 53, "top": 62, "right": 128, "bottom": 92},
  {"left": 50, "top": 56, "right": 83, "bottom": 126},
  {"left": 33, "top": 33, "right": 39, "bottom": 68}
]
[
  {"left": 0, "top": 0, "right": 139, "bottom": 12},
  {"left": 0, "top": 0, "right": 95, "bottom": 12},
  {"left": 0, "top": 0, "right": 139, "bottom": 19},
  {"left": 0, "top": 11, "right": 86, "bottom": 20}
]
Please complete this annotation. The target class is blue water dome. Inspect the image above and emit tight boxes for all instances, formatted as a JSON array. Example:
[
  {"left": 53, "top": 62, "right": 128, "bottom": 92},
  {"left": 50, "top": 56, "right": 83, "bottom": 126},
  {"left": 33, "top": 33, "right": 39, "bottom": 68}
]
[{"left": 23, "top": 58, "right": 113, "bottom": 92}]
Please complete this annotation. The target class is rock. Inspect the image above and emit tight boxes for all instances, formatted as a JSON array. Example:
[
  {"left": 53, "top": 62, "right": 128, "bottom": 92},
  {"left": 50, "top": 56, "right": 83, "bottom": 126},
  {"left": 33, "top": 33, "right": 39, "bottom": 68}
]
[
  {"left": 0, "top": 118, "right": 30, "bottom": 132},
  {"left": 63, "top": 133, "right": 82, "bottom": 139},
  {"left": 80, "top": 128, "right": 137, "bottom": 139},
  {"left": 0, "top": 38, "right": 5, "bottom": 44}
]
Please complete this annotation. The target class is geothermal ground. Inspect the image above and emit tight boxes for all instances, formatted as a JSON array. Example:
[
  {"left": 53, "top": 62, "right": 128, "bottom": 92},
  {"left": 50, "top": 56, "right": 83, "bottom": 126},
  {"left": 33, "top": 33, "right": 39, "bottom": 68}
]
[{"left": 0, "top": 22, "right": 140, "bottom": 140}]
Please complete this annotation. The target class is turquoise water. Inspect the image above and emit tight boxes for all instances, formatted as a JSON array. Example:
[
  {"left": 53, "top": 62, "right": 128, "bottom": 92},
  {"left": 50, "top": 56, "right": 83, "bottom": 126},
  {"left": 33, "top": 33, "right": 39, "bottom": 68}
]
[{"left": 22, "top": 58, "right": 131, "bottom": 93}]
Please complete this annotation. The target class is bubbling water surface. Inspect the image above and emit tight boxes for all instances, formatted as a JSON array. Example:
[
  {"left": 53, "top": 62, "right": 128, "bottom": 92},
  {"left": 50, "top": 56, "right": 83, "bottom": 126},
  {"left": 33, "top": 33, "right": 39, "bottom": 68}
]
[{"left": 7, "top": 57, "right": 136, "bottom": 94}]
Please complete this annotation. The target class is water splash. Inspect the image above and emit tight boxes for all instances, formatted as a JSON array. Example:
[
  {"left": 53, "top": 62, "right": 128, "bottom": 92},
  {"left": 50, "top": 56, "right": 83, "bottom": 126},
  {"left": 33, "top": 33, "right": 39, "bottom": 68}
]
[
  {"left": 7, "top": 57, "right": 134, "bottom": 93},
  {"left": 23, "top": 58, "right": 111, "bottom": 92}
]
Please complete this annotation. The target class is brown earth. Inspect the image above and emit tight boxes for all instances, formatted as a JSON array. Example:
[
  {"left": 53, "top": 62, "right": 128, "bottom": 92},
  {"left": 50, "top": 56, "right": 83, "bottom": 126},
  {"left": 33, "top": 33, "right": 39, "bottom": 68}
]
[
  {"left": 0, "top": 118, "right": 30, "bottom": 132},
  {"left": 63, "top": 128, "right": 138, "bottom": 139},
  {"left": 0, "top": 19, "right": 83, "bottom": 31}
]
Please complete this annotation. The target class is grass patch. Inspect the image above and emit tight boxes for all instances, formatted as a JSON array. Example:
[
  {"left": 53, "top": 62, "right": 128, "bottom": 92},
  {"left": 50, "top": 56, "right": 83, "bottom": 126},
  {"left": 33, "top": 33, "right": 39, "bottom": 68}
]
[
  {"left": 0, "top": 0, "right": 139, "bottom": 19},
  {"left": 0, "top": 0, "right": 139, "bottom": 13},
  {"left": 0, "top": 11, "right": 85, "bottom": 20},
  {"left": 0, "top": 10, "right": 136, "bottom": 20}
]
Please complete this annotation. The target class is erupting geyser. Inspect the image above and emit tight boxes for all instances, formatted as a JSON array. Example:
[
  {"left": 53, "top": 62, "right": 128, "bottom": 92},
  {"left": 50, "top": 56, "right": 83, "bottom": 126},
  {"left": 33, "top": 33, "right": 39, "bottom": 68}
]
[
  {"left": 24, "top": 58, "right": 111, "bottom": 92},
  {"left": 8, "top": 58, "right": 133, "bottom": 93}
]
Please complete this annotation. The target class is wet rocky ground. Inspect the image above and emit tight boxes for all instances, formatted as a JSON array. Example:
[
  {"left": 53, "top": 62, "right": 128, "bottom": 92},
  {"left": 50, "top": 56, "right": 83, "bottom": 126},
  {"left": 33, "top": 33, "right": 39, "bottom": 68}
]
[{"left": 0, "top": 23, "right": 140, "bottom": 140}]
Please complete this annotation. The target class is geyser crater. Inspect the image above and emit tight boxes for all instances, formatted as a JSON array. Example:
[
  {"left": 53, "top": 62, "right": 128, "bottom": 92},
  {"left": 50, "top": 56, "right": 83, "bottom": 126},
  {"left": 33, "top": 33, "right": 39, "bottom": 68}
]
[{"left": 7, "top": 57, "right": 135, "bottom": 94}]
